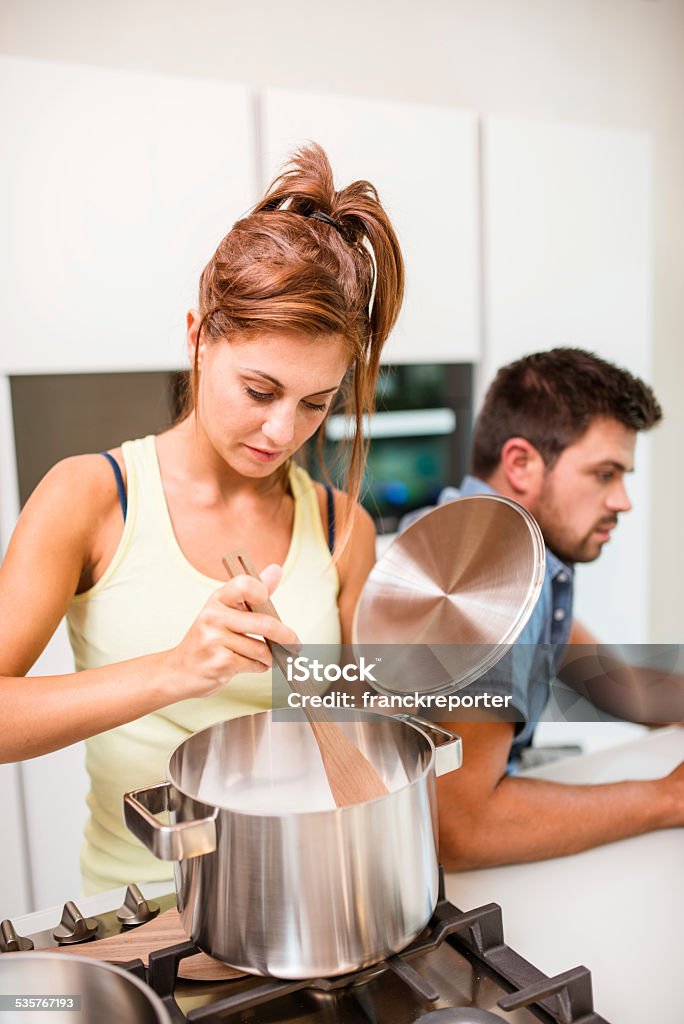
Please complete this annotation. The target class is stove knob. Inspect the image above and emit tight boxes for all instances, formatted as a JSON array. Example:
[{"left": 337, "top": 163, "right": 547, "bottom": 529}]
[
  {"left": 52, "top": 901, "right": 99, "bottom": 945},
  {"left": 116, "top": 884, "right": 160, "bottom": 928},
  {"left": 0, "top": 920, "right": 34, "bottom": 953}
]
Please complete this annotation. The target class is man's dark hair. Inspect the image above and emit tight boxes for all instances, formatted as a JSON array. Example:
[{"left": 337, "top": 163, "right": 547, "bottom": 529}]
[{"left": 471, "top": 347, "right": 662, "bottom": 478}]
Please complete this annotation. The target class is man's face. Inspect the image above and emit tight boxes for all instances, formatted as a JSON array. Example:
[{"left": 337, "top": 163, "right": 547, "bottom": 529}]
[{"left": 529, "top": 417, "right": 636, "bottom": 564}]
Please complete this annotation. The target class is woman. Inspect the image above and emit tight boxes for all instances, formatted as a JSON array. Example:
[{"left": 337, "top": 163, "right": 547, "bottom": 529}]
[{"left": 0, "top": 143, "right": 404, "bottom": 891}]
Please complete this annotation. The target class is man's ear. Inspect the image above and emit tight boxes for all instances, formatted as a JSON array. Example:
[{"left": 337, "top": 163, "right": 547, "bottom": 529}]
[
  {"left": 499, "top": 437, "right": 546, "bottom": 499},
  {"left": 186, "top": 309, "right": 203, "bottom": 369}
]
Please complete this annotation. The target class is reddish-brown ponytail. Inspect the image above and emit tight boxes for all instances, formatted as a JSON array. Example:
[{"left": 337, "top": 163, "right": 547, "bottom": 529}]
[{"left": 189, "top": 142, "right": 405, "bottom": 555}]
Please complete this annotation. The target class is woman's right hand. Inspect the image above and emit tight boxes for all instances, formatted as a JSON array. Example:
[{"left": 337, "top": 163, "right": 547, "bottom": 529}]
[{"left": 162, "top": 564, "right": 301, "bottom": 698}]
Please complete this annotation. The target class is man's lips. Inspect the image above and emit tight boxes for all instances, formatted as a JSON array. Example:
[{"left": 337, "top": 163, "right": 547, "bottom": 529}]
[{"left": 594, "top": 518, "right": 618, "bottom": 538}]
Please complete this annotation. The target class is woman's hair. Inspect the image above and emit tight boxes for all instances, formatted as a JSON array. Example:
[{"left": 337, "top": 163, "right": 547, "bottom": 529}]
[
  {"left": 471, "top": 347, "right": 662, "bottom": 478},
  {"left": 186, "top": 142, "right": 404, "bottom": 555}
]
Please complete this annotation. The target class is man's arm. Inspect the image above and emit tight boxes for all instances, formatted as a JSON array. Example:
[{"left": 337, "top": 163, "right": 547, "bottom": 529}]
[
  {"left": 437, "top": 719, "right": 684, "bottom": 869},
  {"left": 557, "top": 620, "right": 684, "bottom": 724}
]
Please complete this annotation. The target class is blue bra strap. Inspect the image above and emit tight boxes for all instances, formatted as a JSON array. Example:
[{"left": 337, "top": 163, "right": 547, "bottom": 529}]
[
  {"left": 324, "top": 484, "right": 335, "bottom": 554},
  {"left": 99, "top": 451, "right": 127, "bottom": 522}
]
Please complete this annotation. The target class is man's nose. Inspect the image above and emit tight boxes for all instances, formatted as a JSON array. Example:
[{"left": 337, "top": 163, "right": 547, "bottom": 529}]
[
  {"left": 607, "top": 479, "right": 632, "bottom": 514},
  {"left": 262, "top": 404, "right": 297, "bottom": 446}
]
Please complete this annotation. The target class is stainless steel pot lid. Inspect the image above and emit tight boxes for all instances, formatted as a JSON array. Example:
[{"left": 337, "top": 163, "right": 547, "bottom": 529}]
[{"left": 352, "top": 495, "right": 546, "bottom": 696}]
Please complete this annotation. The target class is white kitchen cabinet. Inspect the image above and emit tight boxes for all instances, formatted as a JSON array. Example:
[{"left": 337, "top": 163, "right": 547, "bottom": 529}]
[
  {"left": 482, "top": 117, "right": 653, "bottom": 644},
  {"left": 261, "top": 88, "right": 480, "bottom": 365},
  {"left": 0, "top": 764, "right": 32, "bottom": 919},
  {"left": 0, "top": 56, "right": 256, "bottom": 374},
  {"left": 17, "top": 625, "right": 90, "bottom": 910}
]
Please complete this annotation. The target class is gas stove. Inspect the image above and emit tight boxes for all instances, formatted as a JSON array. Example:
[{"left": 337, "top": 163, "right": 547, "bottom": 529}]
[{"left": 0, "top": 871, "right": 609, "bottom": 1024}]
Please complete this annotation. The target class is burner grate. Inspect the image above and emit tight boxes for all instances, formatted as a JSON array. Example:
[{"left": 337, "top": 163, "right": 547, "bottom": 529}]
[{"left": 137, "top": 872, "right": 610, "bottom": 1024}]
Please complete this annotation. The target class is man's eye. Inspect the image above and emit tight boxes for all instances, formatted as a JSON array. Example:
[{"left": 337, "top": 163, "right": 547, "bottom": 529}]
[
  {"left": 596, "top": 471, "right": 615, "bottom": 482},
  {"left": 245, "top": 386, "right": 273, "bottom": 402}
]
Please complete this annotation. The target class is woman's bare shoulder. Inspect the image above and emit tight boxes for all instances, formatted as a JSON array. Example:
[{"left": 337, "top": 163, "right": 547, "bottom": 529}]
[
  {"left": 34, "top": 451, "right": 124, "bottom": 514},
  {"left": 14, "top": 451, "right": 125, "bottom": 553},
  {"left": 0, "top": 452, "right": 129, "bottom": 676}
]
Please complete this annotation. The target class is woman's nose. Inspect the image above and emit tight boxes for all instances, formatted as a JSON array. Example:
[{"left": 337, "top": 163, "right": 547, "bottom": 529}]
[{"left": 262, "top": 404, "right": 297, "bottom": 446}]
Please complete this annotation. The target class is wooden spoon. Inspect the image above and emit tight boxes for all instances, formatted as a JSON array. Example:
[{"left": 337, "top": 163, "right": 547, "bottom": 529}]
[{"left": 223, "top": 550, "right": 388, "bottom": 807}]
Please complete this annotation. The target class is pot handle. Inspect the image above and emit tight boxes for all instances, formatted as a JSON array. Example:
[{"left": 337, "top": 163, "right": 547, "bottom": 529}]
[
  {"left": 394, "top": 715, "right": 463, "bottom": 776},
  {"left": 124, "top": 782, "right": 218, "bottom": 861}
]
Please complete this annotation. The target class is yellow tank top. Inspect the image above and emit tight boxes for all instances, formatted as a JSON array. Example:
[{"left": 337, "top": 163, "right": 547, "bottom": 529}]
[{"left": 67, "top": 436, "right": 340, "bottom": 893}]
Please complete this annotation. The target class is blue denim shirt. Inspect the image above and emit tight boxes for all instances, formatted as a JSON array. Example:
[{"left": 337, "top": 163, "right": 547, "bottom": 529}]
[{"left": 403, "top": 476, "right": 574, "bottom": 762}]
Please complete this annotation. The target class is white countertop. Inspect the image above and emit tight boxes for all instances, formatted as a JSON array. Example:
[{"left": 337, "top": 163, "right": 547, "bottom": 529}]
[{"left": 445, "top": 725, "right": 684, "bottom": 1024}]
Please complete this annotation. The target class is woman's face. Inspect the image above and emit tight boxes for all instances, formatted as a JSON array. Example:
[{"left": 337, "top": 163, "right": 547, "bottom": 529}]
[{"left": 190, "top": 319, "right": 351, "bottom": 477}]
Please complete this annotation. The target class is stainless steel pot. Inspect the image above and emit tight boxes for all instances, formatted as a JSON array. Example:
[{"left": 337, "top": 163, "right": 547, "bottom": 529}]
[
  {"left": 125, "top": 710, "right": 461, "bottom": 979},
  {"left": 0, "top": 953, "right": 171, "bottom": 1023}
]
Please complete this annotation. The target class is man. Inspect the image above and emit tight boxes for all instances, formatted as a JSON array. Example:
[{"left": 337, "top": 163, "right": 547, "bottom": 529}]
[{"left": 423, "top": 348, "right": 684, "bottom": 868}]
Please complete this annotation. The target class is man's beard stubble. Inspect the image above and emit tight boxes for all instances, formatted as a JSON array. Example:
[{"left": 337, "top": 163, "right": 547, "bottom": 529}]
[
  {"left": 549, "top": 514, "right": 618, "bottom": 565},
  {"left": 531, "top": 480, "right": 618, "bottom": 565}
]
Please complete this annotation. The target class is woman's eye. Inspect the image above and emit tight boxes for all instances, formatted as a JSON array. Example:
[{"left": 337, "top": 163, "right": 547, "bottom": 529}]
[
  {"left": 245, "top": 386, "right": 273, "bottom": 402},
  {"left": 303, "top": 400, "right": 328, "bottom": 412}
]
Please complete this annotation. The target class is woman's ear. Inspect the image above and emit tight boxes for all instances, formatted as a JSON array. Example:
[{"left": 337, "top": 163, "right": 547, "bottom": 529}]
[
  {"left": 499, "top": 437, "right": 546, "bottom": 500},
  {"left": 186, "top": 309, "right": 203, "bottom": 368}
]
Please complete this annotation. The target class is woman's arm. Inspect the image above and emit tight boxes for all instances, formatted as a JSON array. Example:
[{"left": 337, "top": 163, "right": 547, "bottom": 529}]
[{"left": 0, "top": 456, "right": 298, "bottom": 763}]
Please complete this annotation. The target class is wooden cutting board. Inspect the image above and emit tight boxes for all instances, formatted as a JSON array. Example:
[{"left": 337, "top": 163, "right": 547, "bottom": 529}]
[{"left": 39, "top": 909, "right": 246, "bottom": 981}]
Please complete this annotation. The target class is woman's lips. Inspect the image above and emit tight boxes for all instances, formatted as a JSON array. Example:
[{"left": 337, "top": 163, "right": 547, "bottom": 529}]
[{"left": 243, "top": 444, "right": 284, "bottom": 463}]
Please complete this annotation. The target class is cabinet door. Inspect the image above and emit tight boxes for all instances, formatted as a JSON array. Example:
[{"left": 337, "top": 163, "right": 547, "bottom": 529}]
[
  {"left": 261, "top": 89, "right": 479, "bottom": 365},
  {"left": 483, "top": 117, "right": 653, "bottom": 643},
  {"left": 0, "top": 57, "right": 256, "bottom": 374},
  {"left": 0, "top": 764, "right": 32, "bottom": 917}
]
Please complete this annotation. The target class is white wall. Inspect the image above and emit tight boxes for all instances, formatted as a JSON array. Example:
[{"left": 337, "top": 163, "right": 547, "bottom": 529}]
[{"left": 482, "top": 117, "right": 653, "bottom": 643}]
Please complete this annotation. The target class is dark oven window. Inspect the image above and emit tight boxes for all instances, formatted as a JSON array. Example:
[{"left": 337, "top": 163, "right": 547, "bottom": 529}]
[{"left": 309, "top": 363, "right": 473, "bottom": 533}]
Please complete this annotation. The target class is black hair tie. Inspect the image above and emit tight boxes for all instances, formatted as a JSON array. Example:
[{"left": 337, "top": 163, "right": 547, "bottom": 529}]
[{"left": 306, "top": 209, "right": 347, "bottom": 238}]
